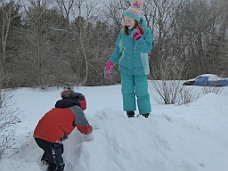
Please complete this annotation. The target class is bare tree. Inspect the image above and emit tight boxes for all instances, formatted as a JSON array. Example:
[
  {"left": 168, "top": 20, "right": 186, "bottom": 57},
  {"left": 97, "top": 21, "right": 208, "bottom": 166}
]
[
  {"left": 0, "top": 89, "right": 23, "bottom": 160},
  {"left": 208, "top": 0, "right": 228, "bottom": 77},
  {"left": 19, "top": 0, "right": 72, "bottom": 88},
  {"left": 55, "top": 0, "right": 74, "bottom": 24},
  {"left": 174, "top": 0, "right": 228, "bottom": 78},
  {"left": 56, "top": 0, "right": 112, "bottom": 85},
  {"left": 0, "top": 0, "right": 20, "bottom": 90},
  {"left": 20, "top": 0, "right": 48, "bottom": 87},
  {"left": 145, "top": 0, "right": 185, "bottom": 79},
  {"left": 0, "top": 0, "right": 227, "bottom": 88}
]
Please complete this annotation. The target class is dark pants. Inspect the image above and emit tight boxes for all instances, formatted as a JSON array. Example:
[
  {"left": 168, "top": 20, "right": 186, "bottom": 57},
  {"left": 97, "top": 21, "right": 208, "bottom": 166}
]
[{"left": 35, "top": 138, "right": 65, "bottom": 171}]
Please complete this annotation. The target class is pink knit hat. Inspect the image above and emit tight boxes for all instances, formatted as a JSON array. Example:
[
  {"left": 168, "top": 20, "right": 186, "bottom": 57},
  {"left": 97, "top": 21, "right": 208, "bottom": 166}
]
[{"left": 124, "top": 0, "right": 144, "bottom": 22}]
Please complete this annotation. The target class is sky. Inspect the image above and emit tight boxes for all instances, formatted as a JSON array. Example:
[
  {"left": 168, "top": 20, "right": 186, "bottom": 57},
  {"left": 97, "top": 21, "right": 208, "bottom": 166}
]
[{"left": 0, "top": 82, "right": 228, "bottom": 171}]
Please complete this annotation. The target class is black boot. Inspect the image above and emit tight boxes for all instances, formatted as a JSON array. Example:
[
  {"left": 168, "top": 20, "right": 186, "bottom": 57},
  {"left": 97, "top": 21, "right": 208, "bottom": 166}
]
[
  {"left": 57, "top": 163, "right": 65, "bottom": 171},
  {"left": 142, "top": 113, "right": 149, "bottom": 118},
  {"left": 47, "top": 163, "right": 57, "bottom": 171},
  {"left": 41, "top": 155, "right": 49, "bottom": 165},
  {"left": 47, "top": 163, "right": 65, "bottom": 171},
  {"left": 126, "top": 111, "right": 135, "bottom": 118}
]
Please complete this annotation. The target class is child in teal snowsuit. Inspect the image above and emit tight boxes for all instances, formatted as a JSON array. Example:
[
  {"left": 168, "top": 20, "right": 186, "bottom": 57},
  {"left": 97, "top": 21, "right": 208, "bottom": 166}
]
[{"left": 104, "top": 0, "right": 153, "bottom": 118}]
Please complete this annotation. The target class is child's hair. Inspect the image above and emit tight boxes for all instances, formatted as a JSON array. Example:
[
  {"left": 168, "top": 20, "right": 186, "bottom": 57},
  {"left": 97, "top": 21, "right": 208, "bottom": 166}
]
[{"left": 123, "top": 20, "right": 144, "bottom": 35}]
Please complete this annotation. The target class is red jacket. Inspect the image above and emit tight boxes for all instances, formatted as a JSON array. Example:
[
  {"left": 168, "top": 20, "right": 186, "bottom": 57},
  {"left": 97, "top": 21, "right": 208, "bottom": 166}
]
[{"left": 34, "top": 104, "right": 92, "bottom": 143}]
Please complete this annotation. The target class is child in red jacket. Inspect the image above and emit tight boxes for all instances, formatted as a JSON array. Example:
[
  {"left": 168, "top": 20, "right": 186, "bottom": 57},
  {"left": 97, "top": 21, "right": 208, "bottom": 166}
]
[{"left": 34, "top": 89, "right": 92, "bottom": 171}]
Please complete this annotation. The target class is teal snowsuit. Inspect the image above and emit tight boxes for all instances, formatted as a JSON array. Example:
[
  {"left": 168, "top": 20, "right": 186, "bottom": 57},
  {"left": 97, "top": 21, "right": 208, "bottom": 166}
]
[{"left": 109, "top": 17, "right": 153, "bottom": 114}]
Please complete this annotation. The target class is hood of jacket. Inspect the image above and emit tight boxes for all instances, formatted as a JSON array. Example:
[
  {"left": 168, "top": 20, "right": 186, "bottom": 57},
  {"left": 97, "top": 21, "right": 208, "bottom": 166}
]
[
  {"left": 140, "top": 17, "right": 147, "bottom": 29},
  {"left": 55, "top": 98, "right": 80, "bottom": 108}
]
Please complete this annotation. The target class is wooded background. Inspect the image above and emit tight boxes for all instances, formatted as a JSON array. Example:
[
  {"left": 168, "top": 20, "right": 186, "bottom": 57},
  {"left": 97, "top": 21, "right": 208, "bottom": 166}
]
[{"left": 0, "top": 0, "right": 228, "bottom": 89}]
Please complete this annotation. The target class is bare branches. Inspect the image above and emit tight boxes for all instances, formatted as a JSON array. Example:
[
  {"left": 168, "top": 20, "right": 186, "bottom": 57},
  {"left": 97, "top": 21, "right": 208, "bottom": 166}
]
[
  {"left": 55, "top": 0, "right": 74, "bottom": 23},
  {"left": 0, "top": 0, "right": 228, "bottom": 87},
  {"left": 0, "top": 89, "right": 23, "bottom": 160}
]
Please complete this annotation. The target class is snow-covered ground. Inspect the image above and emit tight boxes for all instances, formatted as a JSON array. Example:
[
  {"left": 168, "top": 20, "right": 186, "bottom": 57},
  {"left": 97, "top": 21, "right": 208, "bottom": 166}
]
[{"left": 0, "top": 82, "right": 228, "bottom": 171}]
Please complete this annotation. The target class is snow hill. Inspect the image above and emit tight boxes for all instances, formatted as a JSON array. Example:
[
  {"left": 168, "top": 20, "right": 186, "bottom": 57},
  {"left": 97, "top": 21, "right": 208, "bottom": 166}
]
[{"left": 0, "top": 85, "right": 228, "bottom": 171}]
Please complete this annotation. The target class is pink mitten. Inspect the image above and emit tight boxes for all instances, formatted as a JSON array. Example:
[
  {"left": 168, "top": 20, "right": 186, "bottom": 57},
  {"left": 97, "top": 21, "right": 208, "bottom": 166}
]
[
  {"left": 132, "top": 26, "right": 142, "bottom": 41},
  {"left": 105, "top": 60, "right": 114, "bottom": 79}
]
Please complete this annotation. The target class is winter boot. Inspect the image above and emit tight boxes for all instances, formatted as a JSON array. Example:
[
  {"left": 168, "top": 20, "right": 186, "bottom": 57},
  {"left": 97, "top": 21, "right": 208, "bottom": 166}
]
[
  {"left": 47, "top": 163, "right": 65, "bottom": 171},
  {"left": 47, "top": 163, "right": 57, "bottom": 171},
  {"left": 126, "top": 111, "right": 135, "bottom": 118},
  {"left": 142, "top": 113, "right": 149, "bottom": 118},
  {"left": 41, "top": 156, "right": 49, "bottom": 165},
  {"left": 56, "top": 163, "right": 65, "bottom": 171}
]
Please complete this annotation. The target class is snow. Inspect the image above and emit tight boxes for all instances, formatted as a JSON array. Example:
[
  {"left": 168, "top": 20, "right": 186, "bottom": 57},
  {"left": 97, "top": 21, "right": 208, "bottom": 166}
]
[{"left": 0, "top": 82, "right": 228, "bottom": 171}]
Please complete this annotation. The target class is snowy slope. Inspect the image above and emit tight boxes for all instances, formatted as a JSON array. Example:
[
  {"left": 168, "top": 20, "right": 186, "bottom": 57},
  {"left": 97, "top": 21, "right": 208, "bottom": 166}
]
[{"left": 0, "top": 84, "right": 228, "bottom": 171}]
